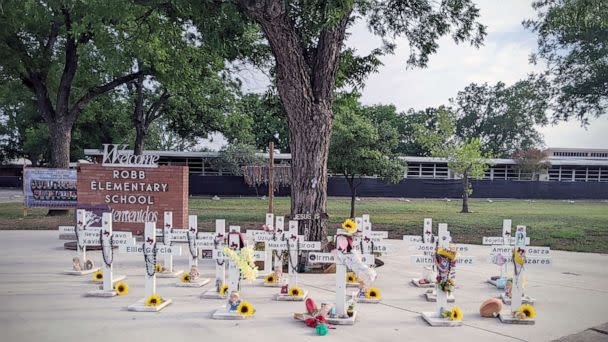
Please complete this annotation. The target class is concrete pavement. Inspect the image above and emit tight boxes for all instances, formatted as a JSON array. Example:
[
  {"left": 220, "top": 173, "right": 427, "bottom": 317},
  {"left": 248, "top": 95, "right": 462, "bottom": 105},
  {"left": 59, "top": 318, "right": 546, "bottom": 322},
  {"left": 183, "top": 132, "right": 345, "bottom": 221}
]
[{"left": 1, "top": 230, "right": 607, "bottom": 342}]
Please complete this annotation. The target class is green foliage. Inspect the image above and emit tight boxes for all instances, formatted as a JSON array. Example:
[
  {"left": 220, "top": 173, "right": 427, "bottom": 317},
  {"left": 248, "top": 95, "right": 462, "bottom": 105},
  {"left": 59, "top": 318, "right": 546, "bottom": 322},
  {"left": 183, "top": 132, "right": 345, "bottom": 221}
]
[
  {"left": 329, "top": 98, "right": 406, "bottom": 184},
  {"left": 407, "top": 106, "right": 456, "bottom": 156},
  {"left": 453, "top": 81, "right": 550, "bottom": 157},
  {"left": 524, "top": 0, "right": 608, "bottom": 122},
  {"left": 224, "top": 91, "right": 290, "bottom": 152},
  {"left": 213, "top": 143, "right": 264, "bottom": 176},
  {"left": 512, "top": 148, "right": 551, "bottom": 180},
  {"left": 436, "top": 138, "right": 492, "bottom": 181}
]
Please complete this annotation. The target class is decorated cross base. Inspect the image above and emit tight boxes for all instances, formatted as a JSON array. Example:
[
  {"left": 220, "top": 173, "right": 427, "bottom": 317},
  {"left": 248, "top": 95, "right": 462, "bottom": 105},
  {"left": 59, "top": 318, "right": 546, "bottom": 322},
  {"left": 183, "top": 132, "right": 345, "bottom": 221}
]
[
  {"left": 483, "top": 219, "right": 532, "bottom": 288},
  {"left": 84, "top": 213, "right": 133, "bottom": 297},
  {"left": 404, "top": 218, "right": 437, "bottom": 288},
  {"left": 212, "top": 226, "right": 256, "bottom": 320},
  {"left": 61, "top": 209, "right": 100, "bottom": 275},
  {"left": 421, "top": 224, "right": 463, "bottom": 327},
  {"left": 174, "top": 215, "right": 211, "bottom": 288},
  {"left": 352, "top": 215, "right": 388, "bottom": 304},
  {"left": 152, "top": 212, "right": 184, "bottom": 278},
  {"left": 120, "top": 222, "right": 181, "bottom": 312},
  {"left": 498, "top": 226, "right": 547, "bottom": 325},
  {"left": 307, "top": 241, "right": 376, "bottom": 325},
  {"left": 201, "top": 220, "right": 229, "bottom": 299},
  {"left": 269, "top": 221, "right": 320, "bottom": 301}
]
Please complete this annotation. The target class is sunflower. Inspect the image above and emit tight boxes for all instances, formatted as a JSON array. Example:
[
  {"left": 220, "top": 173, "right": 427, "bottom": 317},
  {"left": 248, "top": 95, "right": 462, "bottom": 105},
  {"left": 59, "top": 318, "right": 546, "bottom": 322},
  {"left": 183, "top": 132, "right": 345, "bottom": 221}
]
[
  {"left": 144, "top": 294, "right": 163, "bottom": 307},
  {"left": 237, "top": 301, "right": 254, "bottom": 317},
  {"left": 219, "top": 284, "right": 229, "bottom": 296},
  {"left": 516, "top": 304, "right": 536, "bottom": 319},
  {"left": 346, "top": 272, "right": 357, "bottom": 283},
  {"left": 264, "top": 273, "right": 277, "bottom": 284},
  {"left": 342, "top": 219, "right": 357, "bottom": 234},
  {"left": 114, "top": 282, "right": 128, "bottom": 296},
  {"left": 92, "top": 270, "right": 103, "bottom": 281},
  {"left": 365, "top": 287, "right": 381, "bottom": 300},
  {"left": 180, "top": 273, "right": 191, "bottom": 283},
  {"left": 449, "top": 307, "right": 463, "bottom": 321},
  {"left": 155, "top": 263, "right": 163, "bottom": 273},
  {"left": 289, "top": 286, "right": 303, "bottom": 298}
]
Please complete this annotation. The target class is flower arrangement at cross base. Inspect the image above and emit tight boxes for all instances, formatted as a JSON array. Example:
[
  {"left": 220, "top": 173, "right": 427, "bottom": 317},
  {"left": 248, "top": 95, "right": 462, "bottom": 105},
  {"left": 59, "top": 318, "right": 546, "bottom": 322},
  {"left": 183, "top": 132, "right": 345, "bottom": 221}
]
[
  {"left": 114, "top": 282, "right": 128, "bottom": 296},
  {"left": 441, "top": 306, "right": 463, "bottom": 321},
  {"left": 155, "top": 263, "right": 164, "bottom": 273},
  {"left": 180, "top": 273, "right": 191, "bottom": 283},
  {"left": 219, "top": 284, "right": 229, "bottom": 296},
  {"left": 223, "top": 246, "right": 259, "bottom": 281},
  {"left": 289, "top": 286, "right": 304, "bottom": 298},
  {"left": 144, "top": 294, "right": 164, "bottom": 307},
  {"left": 514, "top": 304, "right": 535, "bottom": 320},
  {"left": 294, "top": 298, "right": 334, "bottom": 335},
  {"left": 346, "top": 272, "right": 357, "bottom": 283},
  {"left": 237, "top": 301, "right": 255, "bottom": 317},
  {"left": 92, "top": 270, "right": 103, "bottom": 281},
  {"left": 365, "top": 287, "right": 381, "bottom": 300},
  {"left": 342, "top": 219, "right": 357, "bottom": 235},
  {"left": 264, "top": 273, "right": 277, "bottom": 285}
]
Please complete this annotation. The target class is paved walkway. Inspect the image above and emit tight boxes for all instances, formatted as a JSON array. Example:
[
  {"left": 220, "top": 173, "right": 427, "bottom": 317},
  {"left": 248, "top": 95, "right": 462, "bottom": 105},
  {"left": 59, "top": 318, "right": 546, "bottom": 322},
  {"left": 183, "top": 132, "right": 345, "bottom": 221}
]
[
  {"left": 553, "top": 323, "right": 608, "bottom": 341},
  {"left": 1, "top": 231, "right": 607, "bottom": 342}
]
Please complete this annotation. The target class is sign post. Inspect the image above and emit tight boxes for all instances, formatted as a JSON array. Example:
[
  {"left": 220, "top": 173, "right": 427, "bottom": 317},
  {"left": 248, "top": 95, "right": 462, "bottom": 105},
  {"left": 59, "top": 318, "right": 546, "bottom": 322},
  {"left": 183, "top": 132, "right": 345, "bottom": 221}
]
[
  {"left": 201, "top": 219, "right": 228, "bottom": 299},
  {"left": 120, "top": 222, "right": 181, "bottom": 312}
]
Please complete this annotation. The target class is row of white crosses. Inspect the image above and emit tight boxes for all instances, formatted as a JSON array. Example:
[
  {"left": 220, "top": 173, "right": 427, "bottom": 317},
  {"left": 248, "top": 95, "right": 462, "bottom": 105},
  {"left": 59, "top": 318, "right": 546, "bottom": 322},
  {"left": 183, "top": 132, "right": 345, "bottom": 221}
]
[
  {"left": 265, "top": 220, "right": 321, "bottom": 300},
  {"left": 119, "top": 222, "right": 182, "bottom": 312}
]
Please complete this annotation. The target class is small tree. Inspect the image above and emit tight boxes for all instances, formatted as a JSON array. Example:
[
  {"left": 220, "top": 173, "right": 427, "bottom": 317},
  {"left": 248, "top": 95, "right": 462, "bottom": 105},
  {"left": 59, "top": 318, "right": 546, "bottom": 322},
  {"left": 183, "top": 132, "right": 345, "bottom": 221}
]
[
  {"left": 213, "top": 143, "right": 264, "bottom": 177},
  {"left": 512, "top": 148, "right": 550, "bottom": 181},
  {"left": 440, "top": 139, "right": 492, "bottom": 213},
  {"left": 329, "top": 106, "right": 405, "bottom": 218}
]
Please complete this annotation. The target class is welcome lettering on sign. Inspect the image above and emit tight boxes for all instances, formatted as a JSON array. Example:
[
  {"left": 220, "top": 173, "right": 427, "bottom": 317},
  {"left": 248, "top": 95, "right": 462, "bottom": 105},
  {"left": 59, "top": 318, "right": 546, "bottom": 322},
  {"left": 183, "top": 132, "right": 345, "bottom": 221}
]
[{"left": 78, "top": 145, "right": 188, "bottom": 232}]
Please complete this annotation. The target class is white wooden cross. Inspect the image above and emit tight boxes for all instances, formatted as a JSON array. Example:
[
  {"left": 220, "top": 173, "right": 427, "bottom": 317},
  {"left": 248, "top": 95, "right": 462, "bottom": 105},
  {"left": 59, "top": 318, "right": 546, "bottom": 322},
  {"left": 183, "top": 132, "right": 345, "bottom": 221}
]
[
  {"left": 307, "top": 244, "right": 374, "bottom": 324},
  {"left": 225, "top": 226, "right": 242, "bottom": 294},
  {"left": 497, "top": 225, "right": 551, "bottom": 306},
  {"left": 153, "top": 211, "right": 184, "bottom": 277},
  {"left": 200, "top": 219, "right": 229, "bottom": 298},
  {"left": 266, "top": 221, "right": 321, "bottom": 298},
  {"left": 483, "top": 219, "right": 532, "bottom": 285},
  {"left": 61, "top": 209, "right": 103, "bottom": 275},
  {"left": 246, "top": 213, "right": 281, "bottom": 277},
  {"left": 119, "top": 222, "right": 181, "bottom": 311},
  {"left": 84, "top": 213, "right": 134, "bottom": 296},
  {"left": 421, "top": 224, "right": 463, "bottom": 326},
  {"left": 404, "top": 218, "right": 435, "bottom": 287}
]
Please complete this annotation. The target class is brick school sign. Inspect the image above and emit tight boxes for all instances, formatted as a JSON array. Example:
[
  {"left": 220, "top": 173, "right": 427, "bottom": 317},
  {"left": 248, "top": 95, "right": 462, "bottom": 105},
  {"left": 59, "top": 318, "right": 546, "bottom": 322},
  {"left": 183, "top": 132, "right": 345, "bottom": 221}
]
[{"left": 77, "top": 144, "right": 188, "bottom": 233}]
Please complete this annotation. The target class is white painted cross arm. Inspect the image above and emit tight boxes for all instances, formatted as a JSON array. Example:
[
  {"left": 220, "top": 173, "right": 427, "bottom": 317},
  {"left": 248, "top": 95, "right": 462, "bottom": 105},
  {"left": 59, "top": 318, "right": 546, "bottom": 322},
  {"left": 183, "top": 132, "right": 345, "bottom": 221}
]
[
  {"left": 482, "top": 236, "right": 531, "bottom": 245},
  {"left": 307, "top": 252, "right": 375, "bottom": 265},
  {"left": 265, "top": 240, "right": 322, "bottom": 251},
  {"left": 79, "top": 230, "right": 135, "bottom": 247}
]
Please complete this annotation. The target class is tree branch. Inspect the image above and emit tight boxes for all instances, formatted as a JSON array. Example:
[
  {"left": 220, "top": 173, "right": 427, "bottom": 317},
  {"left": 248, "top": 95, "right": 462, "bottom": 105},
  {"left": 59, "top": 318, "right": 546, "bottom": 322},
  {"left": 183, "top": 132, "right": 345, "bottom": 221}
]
[
  {"left": 312, "top": 14, "right": 351, "bottom": 101},
  {"left": 55, "top": 7, "right": 78, "bottom": 116},
  {"left": 147, "top": 91, "right": 171, "bottom": 122},
  {"left": 70, "top": 71, "right": 145, "bottom": 122}
]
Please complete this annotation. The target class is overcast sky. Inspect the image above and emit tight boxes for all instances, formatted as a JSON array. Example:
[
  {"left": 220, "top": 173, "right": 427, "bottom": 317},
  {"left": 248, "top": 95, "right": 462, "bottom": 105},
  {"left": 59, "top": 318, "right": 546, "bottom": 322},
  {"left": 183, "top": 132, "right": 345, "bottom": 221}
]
[{"left": 226, "top": 0, "right": 608, "bottom": 151}]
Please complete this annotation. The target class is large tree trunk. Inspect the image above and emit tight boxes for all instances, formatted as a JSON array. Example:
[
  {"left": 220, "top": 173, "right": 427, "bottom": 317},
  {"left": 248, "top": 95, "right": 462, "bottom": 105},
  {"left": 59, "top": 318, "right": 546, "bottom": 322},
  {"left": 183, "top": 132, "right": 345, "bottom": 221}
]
[
  {"left": 239, "top": 0, "right": 351, "bottom": 243},
  {"left": 48, "top": 121, "right": 72, "bottom": 168},
  {"left": 461, "top": 171, "right": 470, "bottom": 213},
  {"left": 134, "top": 127, "right": 146, "bottom": 156}
]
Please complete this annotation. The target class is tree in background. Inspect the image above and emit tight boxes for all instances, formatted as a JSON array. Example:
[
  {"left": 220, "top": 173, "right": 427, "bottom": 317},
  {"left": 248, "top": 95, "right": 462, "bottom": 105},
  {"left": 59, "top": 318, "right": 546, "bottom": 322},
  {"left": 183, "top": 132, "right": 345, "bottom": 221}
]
[
  {"left": 401, "top": 106, "right": 456, "bottom": 156},
  {"left": 439, "top": 139, "right": 492, "bottom": 213},
  {"left": 453, "top": 80, "right": 550, "bottom": 157},
  {"left": 213, "top": 143, "right": 264, "bottom": 177},
  {"left": 525, "top": 0, "right": 608, "bottom": 124},
  {"left": 0, "top": 1, "right": 151, "bottom": 168},
  {"left": 512, "top": 148, "right": 551, "bottom": 181},
  {"left": 234, "top": 0, "right": 486, "bottom": 242},
  {"left": 329, "top": 99, "right": 405, "bottom": 218}
]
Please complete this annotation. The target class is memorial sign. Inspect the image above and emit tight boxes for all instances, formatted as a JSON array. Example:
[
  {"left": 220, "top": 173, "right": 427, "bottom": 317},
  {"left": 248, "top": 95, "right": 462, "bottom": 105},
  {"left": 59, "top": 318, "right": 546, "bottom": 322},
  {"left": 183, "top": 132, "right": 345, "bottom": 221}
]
[{"left": 24, "top": 168, "right": 77, "bottom": 208}]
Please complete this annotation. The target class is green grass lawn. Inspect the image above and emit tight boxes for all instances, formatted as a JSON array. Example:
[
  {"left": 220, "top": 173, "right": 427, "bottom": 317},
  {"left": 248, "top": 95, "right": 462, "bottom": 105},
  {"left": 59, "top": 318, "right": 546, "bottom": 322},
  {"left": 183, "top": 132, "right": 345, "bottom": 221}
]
[{"left": 2, "top": 197, "right": 607, "bottom": 253}]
